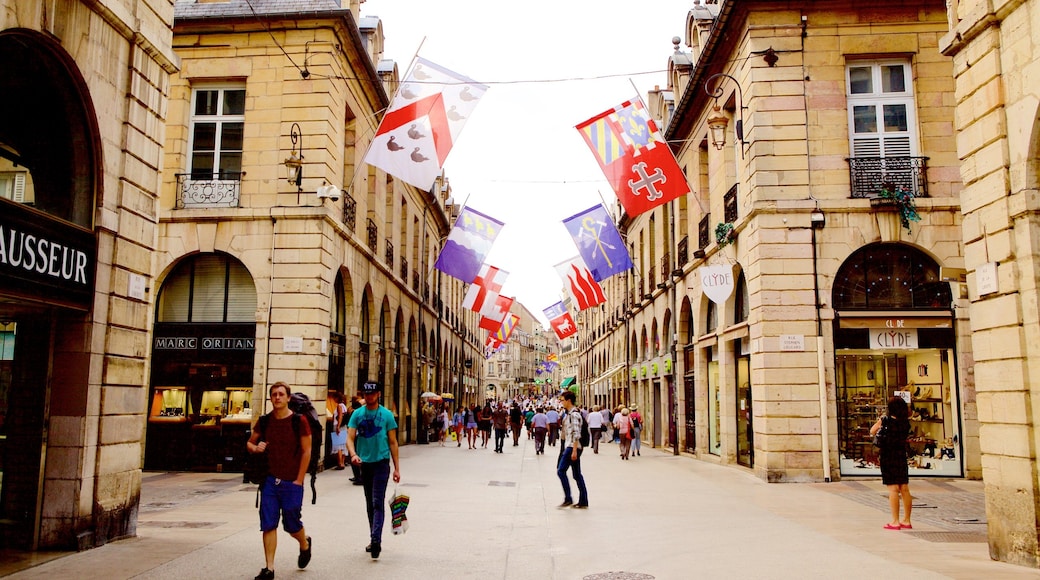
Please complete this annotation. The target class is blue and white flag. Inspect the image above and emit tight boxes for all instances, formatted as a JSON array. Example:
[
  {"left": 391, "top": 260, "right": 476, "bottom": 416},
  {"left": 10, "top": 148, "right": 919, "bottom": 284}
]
[{"left": 562, "top": 204, "right": 633, "bottom": 281}]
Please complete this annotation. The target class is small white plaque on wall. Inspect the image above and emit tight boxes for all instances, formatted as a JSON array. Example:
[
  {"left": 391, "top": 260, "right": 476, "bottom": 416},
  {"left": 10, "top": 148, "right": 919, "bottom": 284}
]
[
  {"left": 976, "top": 261, "right": 998, "bottom": 296},
  {"left": 780, "top": 334, "right": 805, "bottom": 351},
  {"left": 283, "top": 336, "right": 303, "bottom": 352},
  {"left": 128, "top": 273, "right": 146, "bottom": 300},
  {"left": 321, "top": 337, "right": 328, "bottom": 354}
]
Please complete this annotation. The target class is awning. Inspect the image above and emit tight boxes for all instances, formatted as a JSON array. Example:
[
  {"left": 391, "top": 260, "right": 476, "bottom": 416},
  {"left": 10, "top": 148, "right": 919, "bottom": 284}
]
[
  {"left": 590, "top": 363, "right": 627, "bottom": 396},
  {"left": 560, "top": 376, "right": 576, "bottom": 388}
]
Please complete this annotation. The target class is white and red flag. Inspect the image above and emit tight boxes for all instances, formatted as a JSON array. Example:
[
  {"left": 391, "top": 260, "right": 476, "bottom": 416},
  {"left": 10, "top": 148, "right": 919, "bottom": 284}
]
[
  {"left": 543, "top": 301, "right": 577, "bottom": 340},
  {"left": 462, "top": 265, "right": 514, "bottom": 331},
  {"left": 365, "top": 58, "right": 488, "bottom": 190},
  {"left": 576, "top": 97, "right": 690, "bottom": 217},
  {"left": 554, "top": 256, "right": 606, "bottom": 311}
]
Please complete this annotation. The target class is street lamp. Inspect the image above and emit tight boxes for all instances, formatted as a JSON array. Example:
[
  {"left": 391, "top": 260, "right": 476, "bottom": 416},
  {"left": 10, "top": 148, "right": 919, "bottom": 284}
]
[
  {"left": 284, "top": 122, "right": 303, "bottom": 192},
  {"left": 703, "top": 73, "right": 746, "bottom": 158}
]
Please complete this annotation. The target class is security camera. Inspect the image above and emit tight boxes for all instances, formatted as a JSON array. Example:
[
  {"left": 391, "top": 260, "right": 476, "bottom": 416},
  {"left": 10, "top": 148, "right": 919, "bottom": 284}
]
[{"left": 316, "top": 184, "right": 341, "bottom": 200}]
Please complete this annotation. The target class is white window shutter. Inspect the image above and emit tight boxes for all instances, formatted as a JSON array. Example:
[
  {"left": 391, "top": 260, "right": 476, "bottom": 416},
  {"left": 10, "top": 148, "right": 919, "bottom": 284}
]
[{"left": 13, "top": 173, "right": 25, "bottom": 203}]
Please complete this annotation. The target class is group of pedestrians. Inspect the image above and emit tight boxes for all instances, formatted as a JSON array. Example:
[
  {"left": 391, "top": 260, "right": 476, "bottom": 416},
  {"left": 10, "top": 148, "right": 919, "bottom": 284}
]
[{"left": 246, "top": 380, "right": 401, "bottom": 579}]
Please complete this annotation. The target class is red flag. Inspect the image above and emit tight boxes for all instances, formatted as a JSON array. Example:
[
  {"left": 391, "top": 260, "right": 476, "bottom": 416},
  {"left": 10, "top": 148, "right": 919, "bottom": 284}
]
[
  {"left": 554, "top": 257, "right": 605, "bottom": 311},
  {"left": 479, "top": 295, "right": 514, "bottom": 331},
  {"left": 462, "top": 264, "right": 508, "bottom": 316},
  {"left": 543, "top": 302, "right": 577, "bottom": 340},
  {"left": 576, "top": 98, "right": 689, "bottom": 217}
]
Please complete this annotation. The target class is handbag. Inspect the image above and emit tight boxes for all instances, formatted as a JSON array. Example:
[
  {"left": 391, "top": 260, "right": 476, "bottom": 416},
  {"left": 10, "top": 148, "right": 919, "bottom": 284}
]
[{"left": 872, "top": 417, "right": 889, "bottom": 449}]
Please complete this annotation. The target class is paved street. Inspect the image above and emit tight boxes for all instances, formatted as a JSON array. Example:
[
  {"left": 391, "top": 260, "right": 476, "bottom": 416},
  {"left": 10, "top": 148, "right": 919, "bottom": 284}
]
[{"left": 2, "top": 436, "right": 1034, "bottom": 580}]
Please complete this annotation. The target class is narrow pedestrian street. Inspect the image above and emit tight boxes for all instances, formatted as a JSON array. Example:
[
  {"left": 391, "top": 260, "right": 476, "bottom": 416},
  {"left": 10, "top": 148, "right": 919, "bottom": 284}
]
[{"left": 3, "top": 437, "right": 1031, "bottom": 580}]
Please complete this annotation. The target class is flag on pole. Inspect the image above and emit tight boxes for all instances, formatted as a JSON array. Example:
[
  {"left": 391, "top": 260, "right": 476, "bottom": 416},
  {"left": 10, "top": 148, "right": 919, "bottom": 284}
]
[
  {"left": 484, "top": 335, "right": 505, "bottom": 358},
  {"left": 462, "top": 264, "right": 508, "bottom": 316},
  {"left": 544, "top": 302, "right": 577, "bottom": 339},
  {"left": 562, "top": 204, "right": 633, "bottom": 281},
  {"left": 434, "top": 206, "right": 504, "bottom": 283},
  {"left": 555, "top": 257, "right": 606, "bottom": 311},
  {"left": 365, "top": 57, "right": 488, "bottom": 190},
  {"left": 493, "top": 314, "right": 520, "bottom": 344},
  {"left": 479, "top": 295, "right": 514, "bottom": 331},
  {"left": 575, "top": 98, "right": 689, "bottom": 217}
]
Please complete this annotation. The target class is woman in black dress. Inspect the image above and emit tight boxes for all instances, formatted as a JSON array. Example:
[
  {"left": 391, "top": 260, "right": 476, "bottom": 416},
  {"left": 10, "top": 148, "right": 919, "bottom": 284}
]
[{"left": 870, "top": 396, "right": 912, "bottom": 530}]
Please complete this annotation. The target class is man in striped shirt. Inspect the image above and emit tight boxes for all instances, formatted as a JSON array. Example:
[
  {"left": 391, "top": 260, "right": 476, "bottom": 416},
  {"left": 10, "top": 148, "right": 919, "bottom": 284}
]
[{"left": 556, "top": 390, "right": 589, "bottom": 509}]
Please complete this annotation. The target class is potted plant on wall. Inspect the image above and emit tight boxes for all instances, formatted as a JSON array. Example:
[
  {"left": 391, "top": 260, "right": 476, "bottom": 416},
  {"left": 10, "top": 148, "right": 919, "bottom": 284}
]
[
  {"left": 715, "top": 221, "right": 736, "bottom": 247},
  {"left": 872, "top": 184, "right": 921, "bottom": 234}
]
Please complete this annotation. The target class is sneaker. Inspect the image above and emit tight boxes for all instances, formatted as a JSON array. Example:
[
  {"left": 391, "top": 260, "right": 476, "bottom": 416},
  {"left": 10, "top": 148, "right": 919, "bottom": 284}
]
[
  {"left": 572, "top": 503, "right": 589, "bottom": 509},
  {"left": 370, "top": 541, "right": 381, "bottom": 559},
  {"left": 255, "top": 568, "right": 274, "bottom": 580},
  {"left": 298, "top": 536, "right": 312, "bottom": 568},
  {"left": 558, "top": 500, "right": 573, "bottom": 508}
]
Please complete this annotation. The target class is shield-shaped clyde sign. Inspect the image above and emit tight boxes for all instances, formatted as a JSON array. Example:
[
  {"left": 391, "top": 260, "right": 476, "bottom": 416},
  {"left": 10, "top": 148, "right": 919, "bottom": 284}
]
[{"left": 700, "top": 264, "right": 735, "bottom": 305}]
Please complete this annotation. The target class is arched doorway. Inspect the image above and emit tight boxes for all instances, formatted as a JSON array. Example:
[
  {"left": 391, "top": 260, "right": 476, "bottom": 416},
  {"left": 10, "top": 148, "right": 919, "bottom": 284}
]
[
  {"left": 145, "top": 253, "right": 257, "bottom": 472},
  {"left": 831, "top": 242, "right": 961, "bottom": 477}
]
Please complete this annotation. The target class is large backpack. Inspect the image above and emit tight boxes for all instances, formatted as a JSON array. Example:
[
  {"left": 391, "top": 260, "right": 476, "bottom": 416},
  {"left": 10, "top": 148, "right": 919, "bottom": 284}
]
[
  {"left": 288, "top": 392, "right": 323, "bottom": 504},
  {"left": 578, "top": 411, "right": 591, "bottom": 448}
]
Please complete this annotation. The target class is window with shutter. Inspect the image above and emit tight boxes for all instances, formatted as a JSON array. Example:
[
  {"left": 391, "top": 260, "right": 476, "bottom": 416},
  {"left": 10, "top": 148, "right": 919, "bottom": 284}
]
[
  {"left": 847, "top": 61, "right": 919, "bottom": 195},
  {"left": 157, "top": 254, "right": 256, "bottom": 323}
]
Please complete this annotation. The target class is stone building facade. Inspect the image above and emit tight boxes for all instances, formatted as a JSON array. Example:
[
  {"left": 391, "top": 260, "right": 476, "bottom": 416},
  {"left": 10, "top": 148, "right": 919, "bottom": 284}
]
[
  {"left": 940, "top": 0, "right": 1040, "bottom": 569},
  {"left": 148, "top": 0, "right": 481, "bottom": 474},
  {"left": 0, "top": 0, "right": 175, "bottom": 550},
  {"left": 580, "top": 0, "right": 977, "bottom": 482}
]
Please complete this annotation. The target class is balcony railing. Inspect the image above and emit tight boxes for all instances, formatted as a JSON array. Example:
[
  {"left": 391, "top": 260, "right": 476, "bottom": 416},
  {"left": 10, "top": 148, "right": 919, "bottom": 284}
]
[
  {"left": 175, "top": 173, "right": 243, "bottom": 208},
  {"left": 385, "top": 239, "right": 394, "bottom": 267},
  {"left": 367, "top": 219, "right": 378, "bottom": 252},
  {"left": 412, "top": 270, "right": 420, "bottom": 293},
  {"left": 698, "top": 214, "right": 710, "bottom": 249},
  {"left": 847, "top": 156, "right": 929, "bottom": 199},
  {"left": 724, "top": 184, "right": 738, "bottom": 224},
  {"left": 645, "top": 266, "right": 655, "bottom": 298},
  {"left": 677, "top": 236, "right": 688, "bottom": 268},
  {"left": 400, "top": 257, "right": 409, "bottom": 280},
  {"left": 343, "top": 192, "right": 356, "bottom": 232}
]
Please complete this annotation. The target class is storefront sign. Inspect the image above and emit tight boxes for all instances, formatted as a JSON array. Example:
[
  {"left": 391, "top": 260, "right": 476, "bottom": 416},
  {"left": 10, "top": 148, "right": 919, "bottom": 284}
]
[
  {"left": 0, "top": 199, "right": 96, "bottom": 309},
  {"left": 870, "top": 328, "right": 918, "bottom": 349},
  {"left": 700, "top": 264, "right": 734, "bottom": 305},
  {"left": 154, "top": 336, "right": 255, "bottom": 350}
]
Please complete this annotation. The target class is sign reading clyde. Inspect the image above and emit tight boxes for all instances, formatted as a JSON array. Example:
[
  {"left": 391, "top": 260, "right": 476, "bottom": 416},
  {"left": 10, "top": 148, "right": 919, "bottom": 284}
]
[{"left": 700, "top": 264, "right": 734, "bottom": 305}]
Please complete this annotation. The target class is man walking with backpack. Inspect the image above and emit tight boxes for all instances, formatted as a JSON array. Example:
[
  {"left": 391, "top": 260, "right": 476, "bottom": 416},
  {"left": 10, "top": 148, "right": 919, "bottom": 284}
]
[
  {"left": 246, "top": 382, "right": 313, "bottom": 580},
  {"left": 346, "top": 381, "right": 401, "bottom": 559},
  {"left": 556, "top": 390, "right": 589, "bottom": 509}
]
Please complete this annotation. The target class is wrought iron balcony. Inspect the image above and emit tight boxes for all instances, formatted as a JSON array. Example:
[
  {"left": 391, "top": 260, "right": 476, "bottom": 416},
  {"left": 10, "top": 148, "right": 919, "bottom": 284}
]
[
  {"left": 343, "top": 192, "right": 356, "bottom": 232},
  {"left": 412, "top": 270, "right": 420, "bottom": 293},
  {"left": 724, "top": 184, "right": 738, "bottom": 223},
  {"left": 698, "top": 214, "right": 710, "bottom": 249},
  {"left": 847, "top": 156, "right": 929, "bottom": 199},
  {"left": 385, "top": 239, "right": 394, "bottom": 267},
  {"left": 400, "top": 257, "right": 409, "bottom": 280},
  {"left": 367, "top": 218, "right": 378, "bottom": 252},
  {"left": 175, "top": 173, "right": 243, "bottom": 208},
  {"left": 677, "top": 236, "right": 688, "bottom": 268}
]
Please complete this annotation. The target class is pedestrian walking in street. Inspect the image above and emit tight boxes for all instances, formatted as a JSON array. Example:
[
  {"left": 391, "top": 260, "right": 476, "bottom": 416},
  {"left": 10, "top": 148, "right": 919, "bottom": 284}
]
[
  {"left": 452, "top": 406, "right": 465, "bottom": 447},
  {"left": 465, "top": 404, "right": 479, "bottom": 449},
  {"left": 532, "top": 407, "right": 549, "bottom": 455},
  {"left": 629, "top": 405, "right": 642, "bottom": 457},
  {"left": 246, "top": 381, "right": 313, "bottom": 580},
  {"left": 556, "top": 390, "right": 589, "bottom": 509},
  {"left": 479, "top": 401, "right": 493, "bottom": 448},
  {"left": 329, "top": 392, "right": 349, "bottom": 469},
  {"left": 587, "top": 405, "right": 604, "bottom": 454},
  {"left": 509, "top": 402, "right": 523, "bottom": 446},
  {"left": 346, "top": 381, "right": 401, "bottom": 559},
  {"left": 871, "top": 396, "right": 913, "bottom": 531},
  {"left": 614, "top": 407, "right": 633, "bottom": 460},
  {"left": 492, "top": 402, "right": 509, "bottom": 453},
  {"left": 546, "top": 406, "right": 560, "bottom": 447},
  {"left": 436, "top": 405, "right": 450, "bottom": 447},
  {"left": 601, "top": 406, "right": 613, "bottom": 442}
]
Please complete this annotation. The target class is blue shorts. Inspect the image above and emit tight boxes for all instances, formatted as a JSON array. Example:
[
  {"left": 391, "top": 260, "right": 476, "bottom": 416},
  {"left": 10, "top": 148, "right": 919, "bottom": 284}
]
[{"left": 259, "top": 476, "right": 304, "bottom": 533}]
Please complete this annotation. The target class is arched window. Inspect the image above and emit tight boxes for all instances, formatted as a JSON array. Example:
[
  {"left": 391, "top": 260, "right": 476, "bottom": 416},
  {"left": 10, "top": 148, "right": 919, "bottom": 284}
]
[
  {"left": 832, "top": 243, "right": 951, "bottom": 310},
  {"left": 157, "top": 254, "right": 256, "bottom": 322},
  {"left": 706, "top": 300, "right": 717, "bottom": 333},
  {"left": 734, "top": 271, "right": 749, "bottom": 324}
]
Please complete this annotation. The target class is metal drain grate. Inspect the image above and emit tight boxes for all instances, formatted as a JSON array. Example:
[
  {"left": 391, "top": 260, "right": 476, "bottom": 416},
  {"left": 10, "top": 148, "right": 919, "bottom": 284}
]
[
  {"left": 488, "top": 480, "right": 516, "bottom": 487},
  {"left": 906, "top": 531, "right": 987, "bottom": 543},
  {"left": 138, "top": 520, "right": 223, "bottom": 529},
  {"left": 584, "top": 573, "right": 655, "bottom": 580}
]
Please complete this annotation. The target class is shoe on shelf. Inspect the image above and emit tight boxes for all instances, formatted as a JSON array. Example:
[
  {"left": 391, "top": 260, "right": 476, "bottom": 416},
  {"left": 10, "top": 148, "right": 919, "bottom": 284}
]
[
  {"left": 558, "top": 500, "right": 573, "bottom": 508},
  {"left": 370, "top": 541, "right": 381, "bottom": 559},
  {"left": 255, "top": 568, "right": 275, "bottom": 580},
  {"left": 298, "top": 536, "right": 312, "bottom": 568}
]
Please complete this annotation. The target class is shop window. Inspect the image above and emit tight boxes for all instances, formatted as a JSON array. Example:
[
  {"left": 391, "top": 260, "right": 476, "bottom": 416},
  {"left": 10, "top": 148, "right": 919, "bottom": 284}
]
[
  {"left": 705, "top": 300, "right": 717, "bottom": 333},
  {"left": 189, "top": 85, "right": 245, "bottom": 180},
  {"left": 158, "top": 254, "right": 257, "bottom": 323},
  {"left": 706, "top": 344, "right": 720, "bottom": 455},
  {"left": 832, "top": 243, "right": 951, "bottom": 310}
]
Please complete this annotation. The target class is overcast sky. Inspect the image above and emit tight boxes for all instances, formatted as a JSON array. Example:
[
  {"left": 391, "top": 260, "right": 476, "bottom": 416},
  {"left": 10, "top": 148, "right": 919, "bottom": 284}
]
[{"left": 361, "top": 0, "right": 693, "bottom": 326}]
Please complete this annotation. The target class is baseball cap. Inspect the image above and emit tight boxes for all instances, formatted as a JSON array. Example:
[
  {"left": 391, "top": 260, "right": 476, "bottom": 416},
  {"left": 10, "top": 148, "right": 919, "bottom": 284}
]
[{"left": 361, "top": 381, "right": 382, "bottom": 394}]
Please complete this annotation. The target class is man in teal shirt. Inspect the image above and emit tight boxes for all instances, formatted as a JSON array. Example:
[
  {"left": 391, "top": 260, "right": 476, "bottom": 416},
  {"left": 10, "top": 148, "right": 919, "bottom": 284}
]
[{"left": 346, "top": 381, "right": 401, "bottom": 559}]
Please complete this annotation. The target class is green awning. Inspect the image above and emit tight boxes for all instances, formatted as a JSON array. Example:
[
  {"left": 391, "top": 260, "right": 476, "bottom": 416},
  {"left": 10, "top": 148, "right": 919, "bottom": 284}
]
[{"left": 560, "top": 376, "right": 576, "bottom": 388}]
